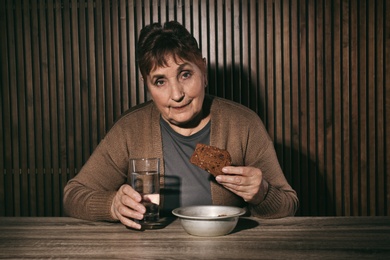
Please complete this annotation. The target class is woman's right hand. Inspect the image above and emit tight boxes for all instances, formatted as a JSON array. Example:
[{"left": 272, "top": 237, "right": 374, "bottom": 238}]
[{"left": 110, "top": 184, "right": 146, "bottom": 229}]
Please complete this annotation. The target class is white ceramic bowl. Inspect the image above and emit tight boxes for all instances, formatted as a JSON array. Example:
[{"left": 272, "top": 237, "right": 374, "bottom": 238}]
[{"left": 172, "top": 205, "right": 246, "bottom": 237}]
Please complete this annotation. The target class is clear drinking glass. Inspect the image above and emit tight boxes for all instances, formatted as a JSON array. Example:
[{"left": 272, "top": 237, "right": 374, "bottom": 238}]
[{"left": 129, "top": 158, "right": 160, "bottom": 229}]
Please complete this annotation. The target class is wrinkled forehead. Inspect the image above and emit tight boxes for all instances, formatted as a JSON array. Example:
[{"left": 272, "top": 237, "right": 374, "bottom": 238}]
[{"left": 149, "top": 53, "right": 186, "bottom": 73}]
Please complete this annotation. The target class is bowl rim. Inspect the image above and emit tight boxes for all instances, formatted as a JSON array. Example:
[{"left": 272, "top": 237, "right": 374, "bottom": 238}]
[{"left": 172, "top": 205, "right": 246, "bottom": 220}]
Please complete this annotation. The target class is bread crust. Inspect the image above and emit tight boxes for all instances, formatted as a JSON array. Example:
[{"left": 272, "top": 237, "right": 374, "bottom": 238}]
[{"left": 190, "top": 143, "right": 232, "bottom": 176}]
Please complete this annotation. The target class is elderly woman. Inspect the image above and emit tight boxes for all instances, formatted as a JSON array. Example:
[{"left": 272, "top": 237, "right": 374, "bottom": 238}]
[{"left": 63, "top": 21, "right": 298, "bottom": 230}]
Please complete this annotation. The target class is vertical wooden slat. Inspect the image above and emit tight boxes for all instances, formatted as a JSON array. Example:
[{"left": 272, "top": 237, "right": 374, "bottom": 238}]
[
  {"left": 289, "top": 0, "right": 301, "bottom": 215},
  {"left": 232, "top": 0, "right": 241, "bottom": 104},
  {"left": 144, "top": 0, "right": 151, "bottom": 24},
  {"left": 0, "top": 0, "right": 5, "bottom": 216},
  {"left": 324, "top": 0, "right": 334, "bottom": 215},
  {"left": 24, "top": 0, "right": 36, "bottom": 217},
  {"left": 333, "top": 0, "right": 342, "bottom": 216},
  {"left": 95, "top": 0, "right": 106, "bottom": 141},
  {"left": 168, "top": 0, "right": 175, "bottom": 21},
  {"left": 128, "top": 0, "right": 138, "bottom": 107},
  {"left": 111, "top": 0, "right": 121, "bottom": 119},
  {"left": 119, "top": 0, "right": 129, "bottom": 113},
  {"left": 152, "top": 0, "right": 159, "bottom": 23},
  {"left": 11, "top": 2, "right": 26, "bottom": 215},
  {"left": 29, "top": 0, "right": 44, "bottom": 216},
  {"left": 103, "top": 0, "right": 113, "bottom": 130},
  {"left": 136, "top": 0, "right": 144, "bottom": 102},
  {"left": 63, "top": 0, "right": 75, "bottom": 182},
  {"left": 241, "top": 0, "right": 249, "bottom": 106},
  {"left": 216, "top": 0, "right": 224, "bottom": 97},
  {"left": 47, "top": 0, "right": 60, "bottom": 216},
  {"left": 307, "top": 0, "right": 315, "bottom": 215},
  {"left": 375, "top": 0, "right": 386, "bottom": 216},
  {"left": 266, "top": 0, "right": 275, "bottom": 139},
  {"left": 160, "top": 0, "right": 167, "bottom": 23},
  {"left": 200, "top": 0, "right": 208, "bottom": 93},
  {"left": 86, "top": 0, "right": 97, "bottom": 153},
  {"left": 307, "top": 0, "right": 317, "bottom": 215},
  {"left": 71, "top": 0, "right": 82, "bottom": 175},
  {"left": 0, "top": 0, "right": 11, "bottom": 216},
  {"left": 14, "top": 0, "right": 28, "bottom": 216},
  {"left": 192, "top": 0, "right": 200, "bottom": 56},
  {"left": 38, "top": 0, "right": 52, "bottom": 216},
  {"left": 175, "top": 0, "right": 183, "bottom": 24},
  {"left": 298, "top": 0, "right": 309, "bottom": 215},
  {"left": 356, "top": 0, "right": 366, "bottom": 215},
  {"left": 249, "top": 0, "right": 259, "bottom": 113},
  {"left": 316, "top": 0, "right": 325, "bottom": 215},
  {"left": 207, "top": 0, "right": 216, "bottom": 96},
  {"left": 224, "top": 0, "right": 233, "bottom": 101},
  {"left": 257, "top": 0, "right": 266, "bottom": 128},
  {"left": 55, "top": 0, "right": 68, "bottom": 209},
  {"left": 79, "top": 0, "right": 90, "bottom": 165},
  {"left": 183, "top": 0, "right": 191, "bottom": 30},
  {"left": 385, "top": 0, "right": 390, "bottom": 217},
  {"left": 58, "top": 0, "right": 73, "bottom": 187},
  {"left": 350, "top": 0, "right": 359, "bottom": 216},
  {"left": 314, "top": 0, "right": 322, "bottom": 215},
  {"left": 274, "top": 0, "right": 284, "bottom": 167},
  {"left": 341, "top": 0, "right": 351, "bottom": 216},
  {"left": 280, "top": 0, "right": 291, "bottom": 193},
  {"left": 315, "top": 0, "right": 325, "bottom": 215},
  {"left": 367, "top": 0, "right": 376, "bottom": 216}
]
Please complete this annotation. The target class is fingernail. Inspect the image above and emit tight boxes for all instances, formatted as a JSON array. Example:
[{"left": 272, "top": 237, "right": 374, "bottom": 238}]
[{"left": 135, "top": 223, "right": 142, "bottom": 230}]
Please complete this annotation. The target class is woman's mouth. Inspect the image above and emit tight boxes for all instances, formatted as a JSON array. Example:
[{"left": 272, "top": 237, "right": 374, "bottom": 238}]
[
  {"left": 172, "top": 100, "right": 191, "bottom": 110},
  {"left": 174, "top": 104, "right": 187, "bottom": 109}
]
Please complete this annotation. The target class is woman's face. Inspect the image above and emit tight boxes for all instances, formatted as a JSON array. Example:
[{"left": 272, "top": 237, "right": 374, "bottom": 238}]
[{"left": 145, "top": 55, "right": 207, "bottom": 132}]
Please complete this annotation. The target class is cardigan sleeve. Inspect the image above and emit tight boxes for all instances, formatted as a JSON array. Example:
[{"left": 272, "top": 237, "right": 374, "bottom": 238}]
[
  {"left": 210, "top": 97, "right": 299, "bottom": 218},
  {"left": 245, "top": 131, "right": 299, "bottom": 218},
  {"left": 63, "top": 125, "right": 129, "bottom": 221},
  {"left": 63, "top": 102, "right": 163, "bottom": 221}
]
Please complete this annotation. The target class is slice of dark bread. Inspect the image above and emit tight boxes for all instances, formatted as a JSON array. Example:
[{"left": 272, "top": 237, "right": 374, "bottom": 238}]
[{"left": 190, "top": 143, "right": 232, "bottom": 176}]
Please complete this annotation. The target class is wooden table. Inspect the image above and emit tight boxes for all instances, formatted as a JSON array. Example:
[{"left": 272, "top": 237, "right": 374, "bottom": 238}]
[{"left": 1, "top": 217, "right": 389, "bottom": 259}]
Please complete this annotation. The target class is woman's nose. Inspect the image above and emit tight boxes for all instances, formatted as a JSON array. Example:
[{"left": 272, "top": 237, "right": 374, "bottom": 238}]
[{"left": 171, "top": 82, "right": 184, "bottom": 102}]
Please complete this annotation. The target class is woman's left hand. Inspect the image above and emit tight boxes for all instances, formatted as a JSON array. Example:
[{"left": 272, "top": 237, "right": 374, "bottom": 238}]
[{"left": 215, "top": 166, "right": 268, "bottom": 205}]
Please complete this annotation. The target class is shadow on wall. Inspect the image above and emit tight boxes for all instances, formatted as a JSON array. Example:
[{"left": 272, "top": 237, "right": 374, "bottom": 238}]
[
  {"left": 207, "top": 64, "right": 334, "bottom": 216},
  {"left": 274, "top": 143, "right": 335, "bottom": 216}
]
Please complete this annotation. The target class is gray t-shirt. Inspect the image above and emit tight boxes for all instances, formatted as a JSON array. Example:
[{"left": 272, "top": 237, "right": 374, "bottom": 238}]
[{"left": 160, "top": 117, "right": 212, "bottom": 216}]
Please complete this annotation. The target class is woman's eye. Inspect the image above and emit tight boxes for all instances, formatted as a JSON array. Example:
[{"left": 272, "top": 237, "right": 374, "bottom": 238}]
[
  {"left": 181, "top": 71, "right": 192, "bottom": 80},
  {"left": 154, "top": 79, "right": 165, "bottom": 86}
]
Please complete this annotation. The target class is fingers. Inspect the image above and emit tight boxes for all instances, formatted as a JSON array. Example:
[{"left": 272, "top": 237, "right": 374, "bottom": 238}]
[
  {"left": 117, "top": 213, "right": 142, "bottom": 230},
  {"left": 217, "top": 166, "right": 259, "bottom": 187},
  {"left": 121, "top": 185, "right": 145, "bottom": 212},
  {"left": 221, "top": 166, "right": 245, "bottom": 175},
  {"left": 216, "top": 166, "right": 263, "bottom": 203},
  {"left": 121, "top": 184, "right": 142, "bottom": 202},
  {"left": 216, "top": 174, "right": 244, "bottom": 186},
  {"left": 111, "top": 184, "right": 146, "bottom": 230}
]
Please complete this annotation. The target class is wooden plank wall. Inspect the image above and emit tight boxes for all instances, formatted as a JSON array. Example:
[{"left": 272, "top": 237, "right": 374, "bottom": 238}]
[{"left": 1, "top": 0, "right": 389, "bottom": 217}]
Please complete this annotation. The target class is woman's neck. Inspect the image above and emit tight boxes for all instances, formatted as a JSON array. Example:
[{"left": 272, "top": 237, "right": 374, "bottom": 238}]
[{"left": 166, "top": 113, "right": 211, "bottom": 136}]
